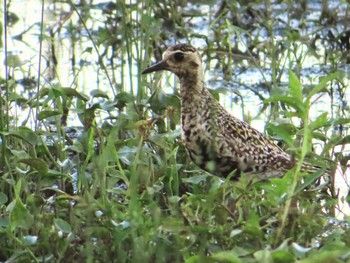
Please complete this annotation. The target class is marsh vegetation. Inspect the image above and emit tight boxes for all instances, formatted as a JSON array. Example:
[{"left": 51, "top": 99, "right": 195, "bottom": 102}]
[{"left": 1, "top": 0, "right": 350, "bottom": 262}]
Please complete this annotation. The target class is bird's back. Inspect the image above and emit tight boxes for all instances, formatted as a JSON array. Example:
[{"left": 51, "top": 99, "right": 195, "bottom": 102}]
[{"left": 181, "top": 87, "right": 294, "bottom": 179}]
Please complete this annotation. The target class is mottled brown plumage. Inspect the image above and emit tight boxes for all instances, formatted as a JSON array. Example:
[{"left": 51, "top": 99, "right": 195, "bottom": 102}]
[{"left": 142, "top": 44, "right": 321, "bottom": 179}]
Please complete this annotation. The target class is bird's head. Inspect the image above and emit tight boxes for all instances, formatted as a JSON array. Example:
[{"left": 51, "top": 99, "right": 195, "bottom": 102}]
[{"left": 142, "top": 44, "right": 202, "bottom": 79}]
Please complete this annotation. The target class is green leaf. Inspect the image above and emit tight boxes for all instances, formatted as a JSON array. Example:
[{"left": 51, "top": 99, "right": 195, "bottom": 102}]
[
  {"left": 311, "top": 131, "right": 328, "bottom": 142},
  {"left": 14, "top": 179, "right": 22, "bottom": 198},
  {"left": 3, "top": 127, "right": 39, "bottom": 145},
  {"left": 9, "top": 199, "right": 34, "bottom": 230},
  {"left": 83, "top": 47, "right": 93, "bottom": 54},
  {"left": 90, "top": 89, "right": 109, "bottom": 99},
  {"left": 0, "top": 192, "right": 8, "bottom": 205},
  {"left": 54, "top": 218, "right": 72, "bottom": 233},
  {"left": 3, "top": 251, "right": 28, "bottom": 263},
  {"left": 185, "top": 255, "right": 201, "bottom": 263},
  {"left": 288, "top": 70, "right": 303, "bottom": 103},
  {"left": 309, "top": 112, "right": 330, "bottom": 131},
  {"left": 149, "top": 133, "right": 168, "bottom": 148},
  {"left": 115, "top": 91, "right": 134, "bottom": 105},
  {"left": 298, "top": 249, "right": 345, "bottom": 263},
  {"left": 332, "top": 118, "right": 350, "bottom": 126},
  {"left": 8, "top": 92, "right": 28, "bottom": 103},
  {"left": 265, "top": 123, "right": 295, "bottom": 148},
  {"left": 46, "top": 169, "right": 68, "bottom": 178},
  {"left": 272, "top": 250, "right": 295, "bottom": 263},
  {"left": 211, "top": 251, "right": 241, "bottom": 263},
  {"left": 38, "top": 110, "right": 61, "bottom": 120},
  {"left": 336, "top": 135, "right": 350, "bottom": 146},
  {"left": 264, "top": 95, "right": 305, "bottom": 116},
  {"left": 294, "top": 169, "right": 325, "bottom": 193},
  {"left": 20, "top": 158, "right": 49, "bottom": 175},
  {"left": 322, "top": 135, "right": 344, "bottom": 154},
  {"left": 306, "top": 71, "right": 344, "bottom": 101},
  {"left": 51, "top": 86, "right": 89, "bottom": 101},
  {"left": 181, "top": 174, "right": 208, "bottom": 184},
  {"left": 254, "top": 250, "right": 273, "bottom": 263},
  {"left": 225, "top": 19, "right": 249, "bottom": 35},
  {"left": 61, "top": 87, "right": 89, "bottom": 101}
]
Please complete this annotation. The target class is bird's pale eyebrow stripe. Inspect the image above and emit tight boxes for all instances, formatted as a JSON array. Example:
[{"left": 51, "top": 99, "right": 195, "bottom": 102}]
[{"left": 168, "top": 44, "right": 197, "bottom": 53}]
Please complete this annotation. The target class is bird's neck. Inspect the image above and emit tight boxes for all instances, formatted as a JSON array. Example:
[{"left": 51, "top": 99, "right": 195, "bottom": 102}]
[
  {"left": 178, "top": 70, "right": 206, "bottom": 103},
  {"left": 178, "top": 73, "right": 214, "bottom": 116}
]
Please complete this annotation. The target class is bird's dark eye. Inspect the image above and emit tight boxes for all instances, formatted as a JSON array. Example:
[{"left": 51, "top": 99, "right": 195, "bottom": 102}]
[{"left": 174, "top": 52, "right": 184, "bottom": 61}]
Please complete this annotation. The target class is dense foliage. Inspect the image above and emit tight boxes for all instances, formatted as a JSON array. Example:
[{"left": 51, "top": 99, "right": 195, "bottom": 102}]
[{"left": 1, "top": 0, "right": 350, "bottom": 262}]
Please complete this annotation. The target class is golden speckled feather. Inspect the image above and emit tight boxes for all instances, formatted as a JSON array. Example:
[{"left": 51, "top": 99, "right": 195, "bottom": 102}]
[{"left": 142, "top": 44, "right": 322, "bottom": 179}]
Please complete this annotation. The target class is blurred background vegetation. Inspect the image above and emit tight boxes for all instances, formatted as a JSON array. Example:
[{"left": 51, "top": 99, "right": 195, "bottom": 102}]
[{"left": 0, "top": 0, "right": 350, "bottom": 262}]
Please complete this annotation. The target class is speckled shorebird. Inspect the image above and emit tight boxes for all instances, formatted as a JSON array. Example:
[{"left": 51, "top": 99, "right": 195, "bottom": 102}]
[{"left": 142, "top": 44, "right": 320, "bottom": 180}]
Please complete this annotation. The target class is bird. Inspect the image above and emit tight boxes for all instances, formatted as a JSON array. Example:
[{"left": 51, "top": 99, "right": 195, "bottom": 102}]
[{"left": 142, "top": 44, "right": 324, "bottom": 180}]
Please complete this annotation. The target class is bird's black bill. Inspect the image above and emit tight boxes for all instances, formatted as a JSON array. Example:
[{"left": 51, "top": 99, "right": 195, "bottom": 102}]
[{"left": 142, "top": 60, "right": 168, "bottom": 74}]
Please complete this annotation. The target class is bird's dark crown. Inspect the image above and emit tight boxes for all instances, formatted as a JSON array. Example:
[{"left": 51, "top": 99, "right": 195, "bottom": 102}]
[{"left": 168, "top": 44, "right": 197, "bottom": 53}]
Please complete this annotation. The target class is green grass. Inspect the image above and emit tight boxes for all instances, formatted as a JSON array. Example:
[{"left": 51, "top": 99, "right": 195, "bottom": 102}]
[{"left": 1, "top": 0, "right": 350, "bottom": 262}]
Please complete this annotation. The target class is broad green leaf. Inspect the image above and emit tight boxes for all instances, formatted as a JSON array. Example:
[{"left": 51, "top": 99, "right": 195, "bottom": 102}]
[
  {"left": 181, "top": 174, "right": 208, "bottom": 184},
  {"left": 51, "top": 86, "right": 89, "bottom": 101},
  {"left": 149, "top": 133, "right": 168, "bottom": 148},
  {"left": 63, "top": 144, "right": 83, "bottom": 153},
  {"left": 3, "top": 127, "right": 39, "bottom": 145},
  {"left": 90, "top": 89, "right": 109, "bottom": 99},
  {"left": 292, "top": 242, "right": 312, "bottom": 258},
  {"left": 9, "top": 199, "right": 34, "bottom": 230},
  {"left": 20, "top": 158, "right": 49, "bottom": 175},
  {"left": 27, "top": 194, "right": 45, "bottom": 207},
  {"left": 264, "top": 95, "right": 305, "bottom": 116},
  {"left": 211, "top": 251, "right": 241, "bottom": 263},
  {"left": 272, "top": 250, "right": 294, "bottom": 263},
  {"left": 288, "top": 70, "right": 303, "bottom": 103},
  {"left": 311, "top": 131, "right": 328, "bottom": 141},
  {"left": 8, "top": 92, "right": 28, "bottom": 103},
  {"left": 265, "top": 123, "right": 295, "bottom": 148},
  {"left": 163, "top": 129, "right": 181, "bottom": 139},
  {"left": 0, "top": 192, "right": 8, "bottom": 205},
  {"left": 11, "top": 149, "right": 29, "bottom": 159},
  {"left": 14, "top": 179, "right": 22, "bottom": 198},
  {"left": 298, "top": 249, "right": 345, "bottom": 263},
  {"left": 54, "top": 218, "right": 72, "bottom": 233},
  {"left": 62, "top": 87, "right": 89, "bottom": 101},
  {"left": 230, "top": 229, "right": 243, "bottom": 237},
  {"left": 38, "top": 110, "right": 61, "bottom": 120},
  {"left": 254, "top": 250, "right": 273, "bottom": 263}
]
